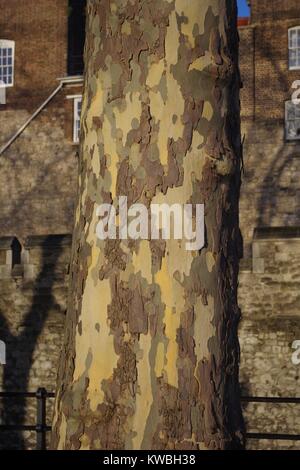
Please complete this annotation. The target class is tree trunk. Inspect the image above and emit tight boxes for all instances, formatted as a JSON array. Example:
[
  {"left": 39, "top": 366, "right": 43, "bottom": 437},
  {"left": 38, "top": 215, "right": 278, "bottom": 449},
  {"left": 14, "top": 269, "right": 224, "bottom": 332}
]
[{"left": 52, "top": 0, "right": 244, "bottom": 450}]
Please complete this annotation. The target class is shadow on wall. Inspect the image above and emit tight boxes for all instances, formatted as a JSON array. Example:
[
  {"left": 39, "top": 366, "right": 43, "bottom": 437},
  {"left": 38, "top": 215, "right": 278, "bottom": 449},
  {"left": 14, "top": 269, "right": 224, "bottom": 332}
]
[
  {"left": 241, "top": 30, "right": 300, "bottom": 250},
  {"left": 0, "top": 236, "right": 64, "bottom": 450},
  {"left": 238, "top": 23, "right": 300, "bottom": 449}
]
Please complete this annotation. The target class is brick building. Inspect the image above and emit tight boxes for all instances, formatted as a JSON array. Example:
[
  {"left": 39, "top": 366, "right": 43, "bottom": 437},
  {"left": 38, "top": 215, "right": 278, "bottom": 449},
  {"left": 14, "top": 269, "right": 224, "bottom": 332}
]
[
  {"left": 0, "top": 0, "right": 299, "bottom": 450},
  {"left": 0, "top": 0, "right": 86, "bottom": 238},
  {"left": 0, "top": 0, "right": 86, "bottom": 449},
  {"left": 238, "top": 0, "right": 300, "bottom": 449}
]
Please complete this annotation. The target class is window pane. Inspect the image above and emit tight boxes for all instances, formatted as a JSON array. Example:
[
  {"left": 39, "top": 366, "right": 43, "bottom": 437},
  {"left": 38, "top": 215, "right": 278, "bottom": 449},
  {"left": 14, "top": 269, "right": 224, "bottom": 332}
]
[
  {"left": 288, "top": 122, "right": 296, "bottom": 136},
  {"left": 295, "top": 105, "right": 300, "bottom": 119},
  {"left": 0, "top": 43, "right": 14, "bottom": 86},
  {"left": 74, "top": 98, "right": 82, "bottom": 142},
  {"left": 295, "top": 120, "right": 300, "bottom": 138},
  {"left": 286, "top": 100, "right": 300, "bottom": 139},
  {"left": 286, "top": 102, "right": 295, "bottom": 120},
  {"left": 290, "top": 49, "right": 297, "bottom": 67},
  {"left": 297, "top": 49, "right": 300, "bottom": 67},
  {"left": 290, "top": 29, "right": 297, "bottom": 48},
  {"left": 287, "top": 121, "right": 297, "bottom": 138}
]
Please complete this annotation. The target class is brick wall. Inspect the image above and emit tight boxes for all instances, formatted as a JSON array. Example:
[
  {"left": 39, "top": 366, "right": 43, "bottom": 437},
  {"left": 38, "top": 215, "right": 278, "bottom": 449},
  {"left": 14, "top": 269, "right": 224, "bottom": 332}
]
[
  {"left": 239, "top": 25, "right": 255, "bottom": 120},
  {"left": 0, "top": 0, "right": 68, "bottom": 108},
  {"left": 238, "top": 1, "right": 300, "bottom": 449},
  {"left": 250, "top": 0, "right": 300, "bottom": 22},
  {"left": 238, "top": 5, "right": 300, "bottom": 253},
  {"left": 0, "top": 0, "right": 82, "bottom": 240},
  {"left": 239, "top": 16, "right": 300, "bottom": 123}
]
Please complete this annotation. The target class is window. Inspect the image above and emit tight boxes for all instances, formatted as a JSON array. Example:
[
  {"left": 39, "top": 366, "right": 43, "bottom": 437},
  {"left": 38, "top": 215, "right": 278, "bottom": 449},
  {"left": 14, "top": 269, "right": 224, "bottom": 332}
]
[
  {"left": 0, "top": 40, "right": 15, "bottom": 87},
  {"left": 11, "top": 237, "right": 22, "bottom": 268},
  {"left": 285, "top": 100, "right": 300, "bottom": 140},
  {"left": 68, "top": 0, "right": 86, "bottom": 76},
  {"left": 73, "top": 96, "right": 82, "bottom": 143},
  {"left": 288, "top": 27, "right": 300, "bottom": 70}
]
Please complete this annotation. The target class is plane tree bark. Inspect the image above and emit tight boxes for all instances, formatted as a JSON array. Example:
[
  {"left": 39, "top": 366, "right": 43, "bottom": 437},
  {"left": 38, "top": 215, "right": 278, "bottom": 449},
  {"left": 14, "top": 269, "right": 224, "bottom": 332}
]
[{"left": 52, "top": 0, "right": 244, "bottom": 450}]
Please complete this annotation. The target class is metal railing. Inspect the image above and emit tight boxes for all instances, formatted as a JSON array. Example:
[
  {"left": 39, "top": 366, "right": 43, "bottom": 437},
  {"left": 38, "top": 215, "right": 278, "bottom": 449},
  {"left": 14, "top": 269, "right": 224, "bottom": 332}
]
[
  {"left": 0, "top": 388, "right": 55, "bottom": 450},
  {"left": 241, "top": 396, "right": 300, "bottom": 441},
  {"left": 0, "top": 391, "right": 299, "bottom": 449}
]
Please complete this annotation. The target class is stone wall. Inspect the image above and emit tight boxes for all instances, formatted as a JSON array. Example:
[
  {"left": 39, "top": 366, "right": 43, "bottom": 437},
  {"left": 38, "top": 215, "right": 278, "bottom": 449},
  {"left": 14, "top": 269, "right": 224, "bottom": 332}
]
[
  {"left": 239, "top": 232, "right": 300, "bottom": 449},
  {"left": 0, "top": 234, "right": 71, "bottom": 450}
]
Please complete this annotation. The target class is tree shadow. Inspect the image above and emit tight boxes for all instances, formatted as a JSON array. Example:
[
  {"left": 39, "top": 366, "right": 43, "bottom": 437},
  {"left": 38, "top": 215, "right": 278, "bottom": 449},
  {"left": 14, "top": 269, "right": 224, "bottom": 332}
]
[
  {"left": 0, "top": 236, "right": 63, "bottom": 450},
  {"left": 256, "top": 144, "right": 300, "bottom": 227},
  {"left": 240, "top": 25, "right": 300, "bottom": 249}
]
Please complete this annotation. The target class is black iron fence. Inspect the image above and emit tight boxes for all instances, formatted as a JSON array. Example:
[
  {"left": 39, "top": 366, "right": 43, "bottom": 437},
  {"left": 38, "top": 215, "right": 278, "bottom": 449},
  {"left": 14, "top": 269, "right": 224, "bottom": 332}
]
[
  {"left": 241, "top": 396, "right": 300, "bottom": 442},
  {"left": 0, "top": 388, "right": 55, "bottom": 450},
  {"left": 0, "top": 390, "right": 299, "bottom": 449}
]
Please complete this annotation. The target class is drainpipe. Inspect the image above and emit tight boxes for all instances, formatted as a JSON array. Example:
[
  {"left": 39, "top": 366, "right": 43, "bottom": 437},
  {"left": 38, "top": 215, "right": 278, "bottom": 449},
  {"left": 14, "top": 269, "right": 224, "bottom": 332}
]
[{"left": 0, "top": 76, "right": 83, "bottom": 156}]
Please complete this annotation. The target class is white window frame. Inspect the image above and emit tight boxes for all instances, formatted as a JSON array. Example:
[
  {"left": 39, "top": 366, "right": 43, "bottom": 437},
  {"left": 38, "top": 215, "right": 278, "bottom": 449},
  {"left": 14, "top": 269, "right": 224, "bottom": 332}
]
[
  {"left": 0, "top": 39, "right": 15, "bottom": 88},
  {"left": 73, "top": 96, "right": 82, "bottom": 143},
  {"left": 288, "top": 26, "right": 300, "bottom": 70},
  {"left": 285, "top": 100, "right": 300, "bottom": 141}
]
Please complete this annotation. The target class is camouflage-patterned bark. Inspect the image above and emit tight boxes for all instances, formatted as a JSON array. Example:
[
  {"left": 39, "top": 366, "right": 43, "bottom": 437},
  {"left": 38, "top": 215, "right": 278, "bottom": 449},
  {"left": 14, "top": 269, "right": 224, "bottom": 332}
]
[{"left": 52, "top": 0, "right": 244, "bottom": 450}]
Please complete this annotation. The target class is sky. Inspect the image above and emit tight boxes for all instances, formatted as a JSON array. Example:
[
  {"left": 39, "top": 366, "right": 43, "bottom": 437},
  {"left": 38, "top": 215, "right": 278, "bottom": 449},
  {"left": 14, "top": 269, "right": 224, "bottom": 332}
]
[{"left": 238, "top": 0, "right": 250, "bottom": 17}]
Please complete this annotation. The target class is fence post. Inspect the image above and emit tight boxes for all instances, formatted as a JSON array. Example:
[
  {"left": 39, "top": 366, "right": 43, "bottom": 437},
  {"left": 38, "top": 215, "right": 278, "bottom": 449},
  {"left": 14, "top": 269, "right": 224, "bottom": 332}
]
[{"left": 36, "top": 387, "right": 47, "bottom": 450}]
